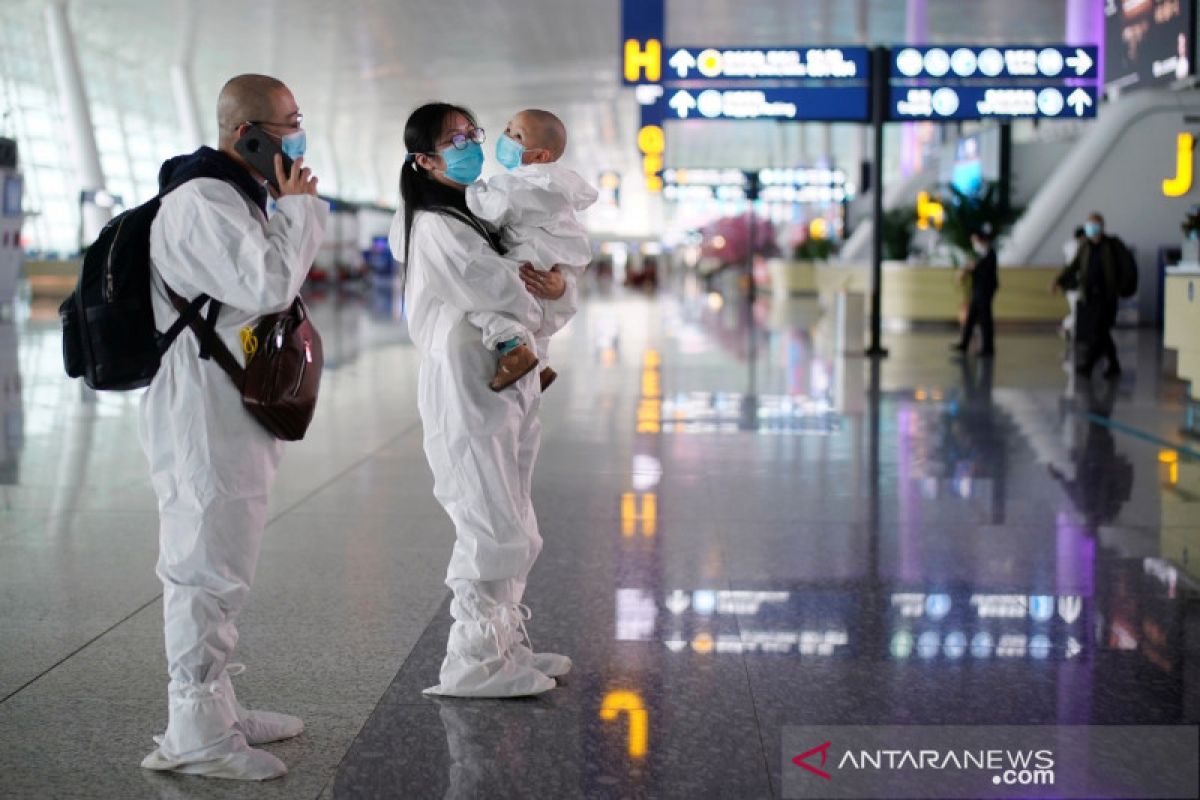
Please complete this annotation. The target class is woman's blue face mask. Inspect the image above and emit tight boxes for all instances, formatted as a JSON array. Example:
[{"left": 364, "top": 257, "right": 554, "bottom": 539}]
[{"left": 441, "top": 140, "right": 484, "bottom": 184}]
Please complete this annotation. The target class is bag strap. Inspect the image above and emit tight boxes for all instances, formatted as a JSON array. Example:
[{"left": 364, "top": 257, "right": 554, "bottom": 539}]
[
  {"left": 198, "top": 297, "right": 222, "bottom": 361},
  {"left": 164, "top": 285, "right": 245, "bottom": 388},
  {"left": 157, "top": 294, "right": 208, "bottom": 354},
  {"left": 433, "top": 206, "right": 505, "bottom": 254}
]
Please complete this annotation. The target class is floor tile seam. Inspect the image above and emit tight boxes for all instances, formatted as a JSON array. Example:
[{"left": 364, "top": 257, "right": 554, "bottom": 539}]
[
  {"left": 1081, "top": 411, "right": 1200, "bottom": 459},
  {"left": 729, "top": 577, "right": 778, "bottom": 798},
  {"left": 0, "top": 423, "right": 424, "bottom": 708},
  {"left": 265, "top": 419, "right": 425, "bottom": 526},
  {"left": 0, "top": 591, "right": 161, "bottom": 706},
  {"left": 311, "top": 589, "right": 453, "bottom": 797}
]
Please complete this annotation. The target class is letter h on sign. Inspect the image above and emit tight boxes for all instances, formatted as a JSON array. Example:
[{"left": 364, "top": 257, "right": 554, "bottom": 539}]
[{"left": 621, "top": 0, "right": 665, "bottom": 85}]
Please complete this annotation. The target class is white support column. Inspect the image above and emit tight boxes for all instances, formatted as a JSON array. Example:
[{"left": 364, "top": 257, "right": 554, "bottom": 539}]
[
  {"left": 44, "top": 0, "right": 109, "bottom": 245},
  {"left": 322, "top": 25, "right": 344, "bottom": 196},
  {"left": 171, "top": 0, "right": 203, "bottom": 150},
  {"left": 170, "top": 65, "right": 204, "bottom": 150},
  {"left": 900, "top": 0, "right": 929, "bottom": 176}
]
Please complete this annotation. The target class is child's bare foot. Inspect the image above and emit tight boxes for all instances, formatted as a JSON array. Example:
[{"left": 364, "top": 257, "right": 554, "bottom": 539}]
[{"left": 539, "top": 366, "right": 557, "bottom": 392}]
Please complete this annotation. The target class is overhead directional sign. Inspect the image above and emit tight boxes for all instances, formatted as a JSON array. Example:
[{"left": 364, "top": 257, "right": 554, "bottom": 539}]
[
  {"left": 890, "top": 84, "right": 1098, "bottom": 120},
  {"left": 621, "top": 0, "right": 665, "bottom": 86},
  {"left": 665, "top": 46, "right": 869, "bottom": 81},
  {"left": 661, "top": 167, "right": 850, "bottom": 204},
  {"left": 655, "top": 86, "right": 869, "bottom": 122},
  {"left": 891, "top": 45, "right": 1099, "bottom": 80}
]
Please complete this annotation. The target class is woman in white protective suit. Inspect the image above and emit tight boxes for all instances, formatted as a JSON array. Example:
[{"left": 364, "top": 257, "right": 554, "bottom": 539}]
[{"left": 389, "top": 102, "right": 577, "bottom": 697}]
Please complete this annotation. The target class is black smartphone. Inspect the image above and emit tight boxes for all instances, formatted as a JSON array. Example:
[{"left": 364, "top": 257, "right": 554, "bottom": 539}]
[{"left": 234, "top": 125, "right": 293, "bottom": 191}]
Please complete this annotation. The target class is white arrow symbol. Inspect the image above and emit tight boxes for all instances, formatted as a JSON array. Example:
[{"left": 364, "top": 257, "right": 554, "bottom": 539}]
[
  {"left": 669, "top": 49, "right": 696, "bottom": 78},
  {"left": 665, "top": 589, "right": 691, "bottom": 615},
  {"left": 1066, "top": 636, "right": 1082, "bottom": 659},
  {"left": 1066, "top": 48, "right": 1094, "bottom": 76},
  {"left": 1067, "top": 88, "right": 1093, "bottom": 116},
  {"left": 669, "top": 90, "right": 697, "bottom": 118}
]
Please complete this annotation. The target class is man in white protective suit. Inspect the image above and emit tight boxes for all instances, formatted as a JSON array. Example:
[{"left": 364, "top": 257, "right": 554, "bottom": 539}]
[{"left": 138, "top": 74, "right": 326, "bottom": 781}]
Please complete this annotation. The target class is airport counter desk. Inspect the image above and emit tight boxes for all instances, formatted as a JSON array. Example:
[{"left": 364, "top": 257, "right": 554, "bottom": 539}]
[
  {"left": 24, "top": 259, "right": 79, "bottom": 300},
  {"left": 1164, "top": 265, "right": 1200, "bottom": 391},
  {"left": 768, "top": 259, "right": 1069, "bottom": 323}
]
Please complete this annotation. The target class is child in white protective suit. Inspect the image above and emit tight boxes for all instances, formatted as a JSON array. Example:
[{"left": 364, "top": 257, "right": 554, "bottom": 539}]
[{"left": 465, "top": 109, "right": 598, "bottom": 393}]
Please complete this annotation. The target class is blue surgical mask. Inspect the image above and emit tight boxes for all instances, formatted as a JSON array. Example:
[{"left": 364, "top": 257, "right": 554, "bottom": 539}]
[
  {"left": 281, "top": 129, "right": 306, "bottom": 160},
  {"left": 441, "top": 140, "right": 484, "bottom": 184},
  {"left": 1084, "top": 222, "right": 1101, "bottom": 239},
  {"left": 496, "top": 134, "right": 526, "bottom": 170}
]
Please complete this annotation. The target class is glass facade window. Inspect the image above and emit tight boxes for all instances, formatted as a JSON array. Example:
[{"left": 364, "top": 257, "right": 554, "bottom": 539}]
[{"left": 0, "top": 4, "right": 185, "bottom": 255}]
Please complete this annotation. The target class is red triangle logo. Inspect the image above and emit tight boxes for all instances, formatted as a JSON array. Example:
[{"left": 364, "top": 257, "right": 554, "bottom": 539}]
[{"left": 792, "top": 741, "right": 833, "bottom": 780}]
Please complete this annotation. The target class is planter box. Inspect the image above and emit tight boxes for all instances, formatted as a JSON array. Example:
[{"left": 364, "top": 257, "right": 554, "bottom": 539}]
[{"left": 767, "top": 258, "right": 820, "bottom": 296}]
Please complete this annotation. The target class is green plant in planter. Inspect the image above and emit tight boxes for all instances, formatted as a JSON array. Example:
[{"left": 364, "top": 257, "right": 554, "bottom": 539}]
[
  {"left": 881, "top": 206, "right": 918, "bottom": 260},
  {"left": 939, "top": 181, "right": 1021, "bottom": 260},
  {"left": 793, "top": 237, "right": 835, "bottom": 261},
  {"left": 1181, "top": 205, "right": 1200, "bottom": 239}
]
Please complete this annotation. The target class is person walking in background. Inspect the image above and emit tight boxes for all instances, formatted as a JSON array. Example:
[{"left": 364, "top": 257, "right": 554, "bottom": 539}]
[
  {"left": 1053, "top": 212, "right": 1130, "bottom": 378},
  {"left": 1060, "top": 226, "right": 1087, "bottom": 362},
  {"left": 952, "top": 225, "right": 998, "bottom": 358}
]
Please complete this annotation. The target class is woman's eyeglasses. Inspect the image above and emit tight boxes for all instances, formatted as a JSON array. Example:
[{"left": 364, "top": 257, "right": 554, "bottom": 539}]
[{"left": 442, "top": 127, "right": 485, "bottom": 150}]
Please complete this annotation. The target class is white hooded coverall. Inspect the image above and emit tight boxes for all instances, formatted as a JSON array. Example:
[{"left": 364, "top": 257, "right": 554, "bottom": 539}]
[
  {"left": 389, "top": 203, "right": 577, "bottom": 696},
  {"left": 464, "top": 162, "right": 597, "bottom": 361},
  {"left": 140, "top": 177, "right": 326, "bottom": 769}
]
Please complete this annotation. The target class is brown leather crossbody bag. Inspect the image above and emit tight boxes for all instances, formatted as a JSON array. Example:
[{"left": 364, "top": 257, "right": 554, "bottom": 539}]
[{"left": 166, "top": 287, "right": 323, "bottom": 441}]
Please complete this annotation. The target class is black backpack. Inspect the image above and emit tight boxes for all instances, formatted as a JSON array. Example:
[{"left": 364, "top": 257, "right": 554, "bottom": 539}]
[
  {"left": 1113, "top": 238, "right": 1138, "bottom": 299},
  {"left": 60, "top": 178, "right": 211, "bottom": 391}
]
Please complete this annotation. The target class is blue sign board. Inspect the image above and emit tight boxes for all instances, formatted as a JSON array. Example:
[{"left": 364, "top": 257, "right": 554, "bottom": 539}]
[
  {"left": 652, "top": 86, "right": 870, "bottom": 122},
  {"left": 621, "top": 0, "right": 665, "bottom": 86},
  {"left": 664, "top": 46, "right": 871, "bottom": 82},
  {"left": 890, "top": 84, "right": 1098, "bottom": 120},
  {"left": 891, "top": 45, "right": 1099, "bottom": 81}
]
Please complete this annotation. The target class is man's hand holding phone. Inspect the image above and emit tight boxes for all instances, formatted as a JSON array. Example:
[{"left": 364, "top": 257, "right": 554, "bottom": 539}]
[{"left": 272, "top": 155, "right": 318, "bottom": 198}]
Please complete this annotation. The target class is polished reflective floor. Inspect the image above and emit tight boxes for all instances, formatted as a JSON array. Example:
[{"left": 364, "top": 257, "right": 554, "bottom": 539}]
[{"left": 0, "top": 273, "right": 1197, "bottom": 799}]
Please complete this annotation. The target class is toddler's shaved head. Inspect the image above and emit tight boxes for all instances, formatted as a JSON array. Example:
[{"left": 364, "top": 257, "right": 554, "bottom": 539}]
[{"left": 515, "top": 109, "right": 567, "bottom": 160}]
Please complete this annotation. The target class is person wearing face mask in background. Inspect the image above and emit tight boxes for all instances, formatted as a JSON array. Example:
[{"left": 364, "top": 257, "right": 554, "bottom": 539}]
[
  {"left": 139, "top": 73, "right": 326, "bottom": 781},
  {"left": 952, "top": 225, "right": 998, "bottom": 358},
  {"left": 390, "top": 102, "right": 578, "bottom": 698},
  {"left": 464, "top": 109, "right": 597, "bottom": 392},
  {"left": 1060, "top": 226, "right": 1087, "bottom": 362},
  {"left": 1053, "top": 212, "right": 1130, "bottom": 378}
]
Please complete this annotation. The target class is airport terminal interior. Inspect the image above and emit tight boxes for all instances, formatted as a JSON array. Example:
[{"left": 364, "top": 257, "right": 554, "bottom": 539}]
[{"left": 1, "top": 1, "right": 1199, "bottom": 799}]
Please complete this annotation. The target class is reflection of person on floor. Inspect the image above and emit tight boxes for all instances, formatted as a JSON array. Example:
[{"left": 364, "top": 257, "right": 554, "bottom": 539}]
[
  {"left": 952, "top": 226, "right": 998, "bottom": 358},
  {"left": 437, "top": 702, "right": 537, "bottom": 799},
  {"left": 950, "top": 356, "right": 1008, "bottom": 523},
  {"left": 1047, "top": 379, "right": 1133, "bottom": 529}
]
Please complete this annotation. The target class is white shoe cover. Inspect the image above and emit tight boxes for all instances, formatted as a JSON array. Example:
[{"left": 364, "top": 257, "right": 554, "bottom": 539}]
[
  {"left": 423, "top": 613, "right": 555, "bottom": 698},
  {"left": 141, "top": 733, "right": 287, "bottom": 781},
  {"left": 142, "top": 677, "right": 287, "bottom": 780},
  {"left": 222, "top": 667, "right": 304, "bottom": 745},
  {"left": 235, "top": 708, "right": 304, "bottom": 745},
  {"left": 512, "top": 644, "right": 572, "bottom": 678},
  {"left": 423, "top": 652, "right": 555, "bottom": 698},
  {"left": 499, "top": 601, "right": 572, "bottom": 678}
]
